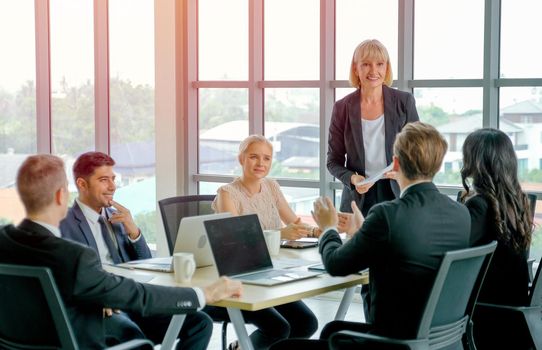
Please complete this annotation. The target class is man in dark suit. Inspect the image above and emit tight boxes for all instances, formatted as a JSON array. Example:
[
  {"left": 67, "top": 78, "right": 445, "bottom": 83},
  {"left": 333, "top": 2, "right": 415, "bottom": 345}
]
[
  {"left": 272, "top": 122, "right": 471, "bottom": 349},
  {"left": 0, "top": 154, "right": 242, "bottom": 349},
  {"left": 59, "top": 151, "right": 213, "bottom": 349}
]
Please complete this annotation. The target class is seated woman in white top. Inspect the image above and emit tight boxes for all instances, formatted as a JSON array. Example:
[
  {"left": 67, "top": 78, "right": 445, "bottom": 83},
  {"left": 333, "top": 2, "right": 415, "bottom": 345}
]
[
  {"left": 212, "top": 134, "right": 319, "bottom": 239},
  {"left": 205, "top": 134, "right": 318, "bottom": 350}
]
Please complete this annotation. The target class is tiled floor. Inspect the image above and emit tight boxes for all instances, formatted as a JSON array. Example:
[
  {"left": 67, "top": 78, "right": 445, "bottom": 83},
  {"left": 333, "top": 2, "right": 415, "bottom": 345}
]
[{"left": 207, "top": 289, "right": 366, "bottom": 349}]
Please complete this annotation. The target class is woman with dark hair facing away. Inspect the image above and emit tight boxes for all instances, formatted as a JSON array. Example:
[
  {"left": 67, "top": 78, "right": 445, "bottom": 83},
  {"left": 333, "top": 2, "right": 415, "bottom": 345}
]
[{"left": 459, "top": 128, "right": 534, "bottom": 349}]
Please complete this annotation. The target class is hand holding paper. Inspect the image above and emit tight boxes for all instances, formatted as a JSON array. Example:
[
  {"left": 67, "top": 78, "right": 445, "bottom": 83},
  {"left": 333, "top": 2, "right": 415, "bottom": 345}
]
[{"left": 356, "top": 163, "right": 394, "bottom": 186}]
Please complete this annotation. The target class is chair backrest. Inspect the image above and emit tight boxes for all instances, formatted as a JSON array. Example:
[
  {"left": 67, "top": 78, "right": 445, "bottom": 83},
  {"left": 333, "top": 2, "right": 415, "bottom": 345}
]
[
  {"left": 416, "top": 241, "right": 497, "bottom": 349},
  {"left": 158, "top": 195, "right": 216, "bottom": 255},
  {"left": 0, "top": 263, "right": 78, "bottom": 350}
]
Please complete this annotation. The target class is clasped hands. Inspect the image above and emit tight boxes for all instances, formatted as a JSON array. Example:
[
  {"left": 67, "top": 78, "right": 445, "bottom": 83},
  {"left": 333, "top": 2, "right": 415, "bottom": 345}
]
[
  {"left": 281, "top": 217, "right": 316, "bottom": 240},
  {"left": 312, "top": 198, "right": 364, "bottom": 236}
]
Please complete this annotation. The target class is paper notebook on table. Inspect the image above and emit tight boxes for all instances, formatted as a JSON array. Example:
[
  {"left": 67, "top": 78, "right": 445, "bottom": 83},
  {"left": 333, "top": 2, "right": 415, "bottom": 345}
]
[{"left": 204, "top": 214, "right": 322, "bottom": 286}]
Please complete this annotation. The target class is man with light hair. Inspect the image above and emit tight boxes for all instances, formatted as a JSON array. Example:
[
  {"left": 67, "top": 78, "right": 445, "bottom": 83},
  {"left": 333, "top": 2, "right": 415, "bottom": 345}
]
[
  {"left": 272, "top": 122, "right": 471, "bottom": 349},
  {"left": 0, "top": 154, "right": 242, "bottom": 349}
]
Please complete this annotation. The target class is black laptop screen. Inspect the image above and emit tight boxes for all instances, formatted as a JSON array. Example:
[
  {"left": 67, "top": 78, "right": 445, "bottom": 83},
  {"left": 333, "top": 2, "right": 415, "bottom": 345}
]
[{"left": 204, "top": 214, "right": 273, "bottom": 276}]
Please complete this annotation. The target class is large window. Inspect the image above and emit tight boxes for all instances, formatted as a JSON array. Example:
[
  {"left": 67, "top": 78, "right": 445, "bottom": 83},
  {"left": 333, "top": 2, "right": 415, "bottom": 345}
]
[
  {"left": 5, "top": 0, "right": 542, "bottom": 252},
  {"left": 198, "top": 0, "right": 247, "bottom": 80},
  {"left": 414, "top": 0, "right": 484, "bottom": 79},
  {"left": 189, "top": 0, "right": 542, "bottom": 257},
  {"left": 50, "top": 0, "right": 95, "bottom": 157},
  {"left": 0, "top": 0, "right": 36, "bottom": 225},
  {"left": 264, "top": 0, "right": 319, "bottom": 80},
  {"left": 501, "top": 0, "right": 542, "bottom": 78},
  {"left": 2, "top": 2, "right": 157, "bottom": 244},
  {"left": 415, "top": 87, "right": 483, "bottom": 185},
  {"left": 109, "top": 0, "right": 157, "bottom": 243},
  {"left": 199, "top": 88, "right": 249, "bottom": 176},
  {"left": 335, "top": 0, "right": 398, "bottom": 81}
]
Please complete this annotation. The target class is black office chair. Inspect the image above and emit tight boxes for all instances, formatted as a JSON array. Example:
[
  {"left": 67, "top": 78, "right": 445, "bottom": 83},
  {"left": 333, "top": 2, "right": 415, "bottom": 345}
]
[
  {"left": 158, "top": 194, "right": 231, "bottom": 350},
  {"left": 472, "top": 193, "right": 539, "bottom": 350},
  {"left": 158, "top": 194, "right": 216, "bottom": 255},
  {"left": 0, "top": 263, "right": 154, "bottom": 350},
  {"left": 474, "top": 240, "right": 542, "bottom": 349},
  {"left": 329, "top": 241, "right": 497, "bottom": 350}
]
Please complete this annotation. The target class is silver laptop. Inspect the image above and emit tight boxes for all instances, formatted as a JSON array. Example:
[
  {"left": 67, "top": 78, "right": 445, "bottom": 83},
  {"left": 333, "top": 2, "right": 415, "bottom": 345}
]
[
  {"left": 118, "top": 212, "right": 231, "bottom": 272},
  {"left": 204, "top": 214, "right": 322, "bottom": 286}
]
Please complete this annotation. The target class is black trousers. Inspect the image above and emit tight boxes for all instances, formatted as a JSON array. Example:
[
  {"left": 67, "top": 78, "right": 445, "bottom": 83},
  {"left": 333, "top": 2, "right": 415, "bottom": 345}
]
[
  {"left": 104, "top": 311, "right": 213, "bottom": 350},
  {"left": 360, "top": 179, "right": 395, "bottom": 217}
]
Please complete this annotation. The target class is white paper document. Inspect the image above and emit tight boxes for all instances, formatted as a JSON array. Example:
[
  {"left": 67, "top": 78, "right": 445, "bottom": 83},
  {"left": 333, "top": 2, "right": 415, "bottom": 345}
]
[{"left": 356, "top": 163, "right": 394, "bottom": 186}]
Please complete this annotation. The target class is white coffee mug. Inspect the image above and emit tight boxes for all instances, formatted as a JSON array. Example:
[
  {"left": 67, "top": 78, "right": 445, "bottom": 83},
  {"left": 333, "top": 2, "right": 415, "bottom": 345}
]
[
  {"left": 173, "top": 252, "right": 196, "bottom": 283},
  {"left": 263, "top": 229, "right": 281, "bottom": 256}
]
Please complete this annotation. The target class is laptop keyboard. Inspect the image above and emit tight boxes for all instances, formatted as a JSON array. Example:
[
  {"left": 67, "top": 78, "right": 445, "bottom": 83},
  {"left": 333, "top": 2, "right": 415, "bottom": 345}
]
[{"left": 238, "top": 269, "right": 289, "bottom": 280}]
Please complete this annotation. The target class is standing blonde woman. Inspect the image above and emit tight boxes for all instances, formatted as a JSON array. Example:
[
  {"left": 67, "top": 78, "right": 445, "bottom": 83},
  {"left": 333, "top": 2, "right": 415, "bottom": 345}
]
[
  {"left": 327, "top": 39, "right": 419, "bottom": 217},
  {"left": 204, "top": 135, "right": 318, "bottom": 350},
  {"left": 327, "top": 38, "right": 420, "bottom": 319}
]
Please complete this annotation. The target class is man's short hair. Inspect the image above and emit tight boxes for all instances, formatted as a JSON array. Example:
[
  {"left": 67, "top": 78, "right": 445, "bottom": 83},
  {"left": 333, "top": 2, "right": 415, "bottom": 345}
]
[
  {"left": 393, "top": 122, "right": 448, "bottom": 181},
  {"left": 17, "top": 154, "right": 67, "bottom": 215},
  {"left": 73, "top": 152, "right": 115, "bottom": 182}
]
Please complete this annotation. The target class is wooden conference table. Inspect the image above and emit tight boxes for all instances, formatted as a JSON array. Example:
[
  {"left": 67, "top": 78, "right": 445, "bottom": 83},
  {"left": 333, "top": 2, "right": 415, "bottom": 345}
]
[{"left": 105, "top": 247, "right": 368, "bottom": 350}]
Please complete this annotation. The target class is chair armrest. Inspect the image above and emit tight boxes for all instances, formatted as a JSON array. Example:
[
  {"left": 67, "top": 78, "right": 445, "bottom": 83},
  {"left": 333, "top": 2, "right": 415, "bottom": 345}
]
[
  {"left": 106, "top": 339, "right": 155, "bottom": 350},
  {"left": 329, "top": 330, "right": 427, "bottom": 350},
  {"left": 476, "top": 302, "right": 534, "bottom": 312}
]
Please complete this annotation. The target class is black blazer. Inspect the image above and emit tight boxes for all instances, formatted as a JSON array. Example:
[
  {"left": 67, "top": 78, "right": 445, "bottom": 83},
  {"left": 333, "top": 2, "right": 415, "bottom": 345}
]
[
  {"left": 327, "top": 85, "right": 419, "bottom": 212},
  {"left": 319, "top": 182, "right": 470, "bottom": 338},
  {"left": 466, "top": 195, "right": 530, "bottom": 306},
  {"left": 0, "top": 220, "right": 200, "bottom": 349},
  {"left": 60, "top": 201, "right": 152, "bottom": 263}
]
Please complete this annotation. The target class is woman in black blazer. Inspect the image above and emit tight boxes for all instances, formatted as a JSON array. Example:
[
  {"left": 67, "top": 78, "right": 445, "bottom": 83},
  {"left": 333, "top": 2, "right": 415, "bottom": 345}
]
[
  {"left": 459, "top": 128, "right": 534, "bottom": 349},
  {"left": 327, "top": 39, "right": 419, "bottom": 216}
]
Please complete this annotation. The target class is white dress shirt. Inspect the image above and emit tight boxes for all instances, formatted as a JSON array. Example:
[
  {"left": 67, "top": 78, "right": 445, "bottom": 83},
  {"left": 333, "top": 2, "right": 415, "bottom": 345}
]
[{"left": 362, "top": 114, "right": 387, "bottom": 178}]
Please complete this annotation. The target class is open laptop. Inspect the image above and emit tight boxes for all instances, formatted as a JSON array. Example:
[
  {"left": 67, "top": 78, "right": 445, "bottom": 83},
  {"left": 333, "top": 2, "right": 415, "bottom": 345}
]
[
  {"left": 117, "top": 212, "right": 231, "bottom": 272},
  {"left": 204, "top": 214, "right": 322, "bottom": 286}
]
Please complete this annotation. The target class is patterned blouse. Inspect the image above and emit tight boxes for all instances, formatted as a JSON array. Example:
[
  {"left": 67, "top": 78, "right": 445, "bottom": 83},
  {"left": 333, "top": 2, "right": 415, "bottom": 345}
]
[{"left": 211, "top": 177, "right": 283, "bottom": 230}]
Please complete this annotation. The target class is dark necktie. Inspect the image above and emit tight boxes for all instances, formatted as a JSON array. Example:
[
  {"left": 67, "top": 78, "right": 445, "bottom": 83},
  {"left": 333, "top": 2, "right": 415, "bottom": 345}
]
[{"left": 98, "top": 216, "right": 122, "bottom": 264}]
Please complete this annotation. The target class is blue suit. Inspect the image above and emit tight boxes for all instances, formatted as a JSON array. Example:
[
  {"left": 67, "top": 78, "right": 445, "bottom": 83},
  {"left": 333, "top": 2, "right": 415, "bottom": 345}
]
[
  {"left": 60, "top": 201, "right": 152, "bottom": 262},
  {"left": 60, "top": 201, "right": 212, "bottom": 350}
]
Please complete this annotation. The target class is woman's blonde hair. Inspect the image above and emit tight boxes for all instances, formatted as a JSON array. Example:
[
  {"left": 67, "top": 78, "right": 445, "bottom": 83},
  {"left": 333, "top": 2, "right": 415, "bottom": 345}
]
[
  {"left": 349, "top": 39, "right": 393, "bottom": 88},
  {"left": 238, "top": 134, "right": 273, "bottom": 159}
]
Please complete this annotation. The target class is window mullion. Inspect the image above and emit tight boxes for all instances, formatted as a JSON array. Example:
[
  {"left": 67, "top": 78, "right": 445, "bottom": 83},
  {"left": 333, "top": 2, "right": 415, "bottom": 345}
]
[
  {"left": 249, "top": 0, "right": 264, "bottom": 135},
  {"left": 35, "top": 0, "right": 52, "bottom": 154}
]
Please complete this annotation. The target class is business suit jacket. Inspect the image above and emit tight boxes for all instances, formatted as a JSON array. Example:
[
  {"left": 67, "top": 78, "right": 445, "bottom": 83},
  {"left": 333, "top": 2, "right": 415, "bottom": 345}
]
[
  {"left": 466, "top": 195, "right": 530, "bottom": 306},
  {"left": 0, "top": 220, "right": 200, "bottom": 349},
  {"left": 320, "top": 182, "right": 470, "bottom": 339},
  {"left": 327, "top": 85, "right": 419, "bottom": 212},
  {"left": 60, "top": 201, "right": 152, "bottom": 263}
]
